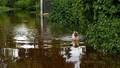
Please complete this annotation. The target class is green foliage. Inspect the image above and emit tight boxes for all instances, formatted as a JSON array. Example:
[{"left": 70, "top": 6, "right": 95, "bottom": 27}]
[
  {"left": 0, "top": 6, "right": 12, "bottom": 13},
  {"left": 86, "top": 0, "right": 120, "bottom": 53},
  {"left": 0, "top": 0, "right": 39, "bottom": 11},
  {"left": 0, "top": 0, "right": 9, "bottom": 6},
  {"left": 86, "top": 18, "right": 120, "bottom": 53},
  {"left": 14, "top": 0, "right": 36, "bottom": 10},
  {"left": 49, "top": 0, "right": 92, "bottom": 24},
  {"left": 49, "top": 0, "right": 120, "bottom": 53}
]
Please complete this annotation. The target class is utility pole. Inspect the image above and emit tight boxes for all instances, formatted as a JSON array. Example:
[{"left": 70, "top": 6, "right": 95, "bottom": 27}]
[
  {"left": 40, "top": 0, "right": 43, "bottom": 15},
  {"left": 40, "top": 0, "right": 43, "bottom": 40}
]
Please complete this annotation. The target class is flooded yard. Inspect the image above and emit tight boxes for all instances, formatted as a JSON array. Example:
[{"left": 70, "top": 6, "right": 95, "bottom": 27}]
[{"left": 0, "top": 11, "right": 120, "bottom": 68}]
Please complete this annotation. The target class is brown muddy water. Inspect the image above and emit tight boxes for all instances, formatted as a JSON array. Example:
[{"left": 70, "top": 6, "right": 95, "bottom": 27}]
[{"left": 0, "top": 11, "right": 120, "bottom": 68}]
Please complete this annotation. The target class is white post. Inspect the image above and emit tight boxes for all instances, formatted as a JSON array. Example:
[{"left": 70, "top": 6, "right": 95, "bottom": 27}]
[
  {"left": 40, "top": 0, "right": 43, "bottom": 39},
  {"left": 41, "top": 15, "right": 43, "bottom": 37},
  {"left": 40, "top": 0, "right": 43, "bottom": 15}
]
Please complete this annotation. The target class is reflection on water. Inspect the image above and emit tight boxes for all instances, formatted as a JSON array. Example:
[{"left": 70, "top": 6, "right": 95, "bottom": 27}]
[
  {"left": 62, "top": 46, "right": 86, "bottom": 68},
  {"left": 13, "top": 23, "right": 35, "bottom": 40},
  {"left": 2, "top": 48, "right": 19, "bottom": 58},
  {"left": 1, "top": 46, "right": 86, "bottom": 68},
  {"left": 0, "top": 12, "right": 120, "bottom": 68},
  {"left": 13, "top": 23, "right": 38, "bottom": 49}
]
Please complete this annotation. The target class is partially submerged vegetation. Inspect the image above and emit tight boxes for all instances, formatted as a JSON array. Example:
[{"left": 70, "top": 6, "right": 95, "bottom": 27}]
[
  {"left": 49, "top": 0, "right": 120, "bottom": 53},
  {"left": 0, "top": 0, "right": 40, "bottom": 13},
  {"left": 0, "top": 6, "right": 13, "bottom": 13}
]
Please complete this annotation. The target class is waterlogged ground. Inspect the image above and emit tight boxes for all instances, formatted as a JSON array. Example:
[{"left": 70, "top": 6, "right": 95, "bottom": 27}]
[{"left": 0, "top": 11, "right": 120, "bottom": 68}]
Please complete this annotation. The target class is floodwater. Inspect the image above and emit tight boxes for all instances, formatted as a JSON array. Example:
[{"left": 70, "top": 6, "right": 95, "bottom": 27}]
[{"left": 0, "top": 11, "right": 120, "bottom": 68}]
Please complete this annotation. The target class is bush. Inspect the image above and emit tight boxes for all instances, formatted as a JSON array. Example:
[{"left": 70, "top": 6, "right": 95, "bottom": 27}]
[
  {"left": 49, "top": 0, "right": 120, "bottom": 53},
  {"left": 0, "top": 0, "right": 39, "bottom": 11},
  {"left": 14, "top": 0, "right": 36, "bottom": 10},
  {"left": 49, "top": 0, "right": 92, "bottom": 24},
  {"left": 86, "top": 18, "right": 120, "bottom": 53},
  {"left": 0, "top": 0, "right": 9, "bottom": 6},
  {"left": 85, "top": 0, "right": 120, "bottom": 53},
  {"left": 0, "top": 6, "right": 12, "bottom": 13}
]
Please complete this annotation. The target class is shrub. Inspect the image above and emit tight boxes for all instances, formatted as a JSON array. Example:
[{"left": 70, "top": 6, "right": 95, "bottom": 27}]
[
  {"left": 14, "top": 0, "right": 35, "bottom": 10},
  {"left": 0, "top": 0, "right": 9, "bottom": 6},
  {"left": 49, "top": 0, "right": 120, "bottom": 53},
  {"left": 85, "top": 0, "right": 120, "bottom": 53},
  {"left": 49, "top": 0, "right": 92, "bottom": 24},
  {"left": 0, "top": 6, "right": 12, "bottom": 13},
  {"left": 86, "top": 18, "right": 120, "bottom": 53}
]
